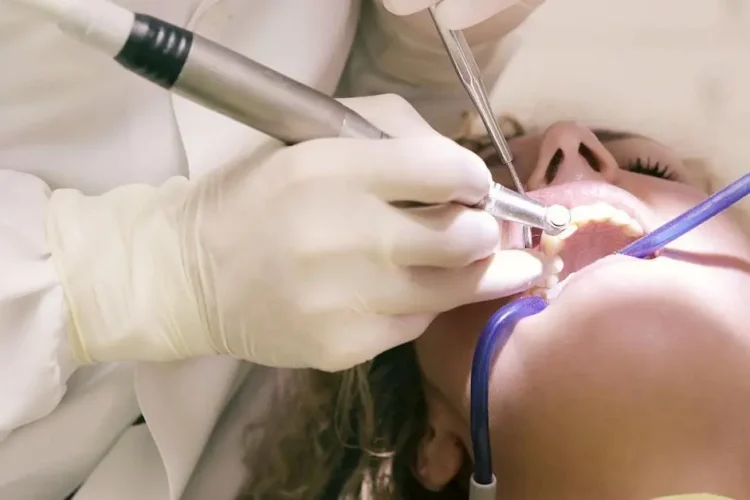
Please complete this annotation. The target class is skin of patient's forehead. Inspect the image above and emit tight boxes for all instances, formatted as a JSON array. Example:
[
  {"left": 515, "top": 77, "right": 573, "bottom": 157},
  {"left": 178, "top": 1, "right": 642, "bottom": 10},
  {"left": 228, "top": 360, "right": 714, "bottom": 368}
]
[{"left": 413, "top": 129, "right": 750, "bottom": 498}]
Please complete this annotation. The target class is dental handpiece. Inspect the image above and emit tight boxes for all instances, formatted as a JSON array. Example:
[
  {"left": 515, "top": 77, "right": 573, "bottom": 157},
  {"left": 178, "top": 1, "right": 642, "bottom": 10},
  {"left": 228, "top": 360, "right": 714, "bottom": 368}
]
[
  {"left": 426, "top": 6, "right": 536, "bottom": 247},
  {"left": 480, "top": 185, "right": 571, "bottom": 236},
  {"left": 13, "top": 0, "right": 571, "bottom": 236}
]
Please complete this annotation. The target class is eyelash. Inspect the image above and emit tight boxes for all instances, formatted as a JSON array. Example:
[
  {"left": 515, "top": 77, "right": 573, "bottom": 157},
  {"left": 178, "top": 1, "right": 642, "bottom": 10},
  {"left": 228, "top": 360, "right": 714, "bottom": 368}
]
[{"left": 623, "top": 158, "right": 674, "bottom": 180}]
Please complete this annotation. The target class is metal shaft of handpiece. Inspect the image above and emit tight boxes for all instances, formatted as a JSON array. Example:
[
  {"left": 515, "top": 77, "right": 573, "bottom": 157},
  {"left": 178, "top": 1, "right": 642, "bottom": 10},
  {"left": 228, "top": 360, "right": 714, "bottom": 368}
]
[
  {"left": 483, "top": 184, "right": 552, "bottom": 234},
  {"left": 116, "top": 14, "right": 388, "bottom": 143},
  {"left": 427, "top": 8, "right": 532, "bottom": 247},
  {"left": 174, "top": 35, "right": 390, "bottom": 143}
]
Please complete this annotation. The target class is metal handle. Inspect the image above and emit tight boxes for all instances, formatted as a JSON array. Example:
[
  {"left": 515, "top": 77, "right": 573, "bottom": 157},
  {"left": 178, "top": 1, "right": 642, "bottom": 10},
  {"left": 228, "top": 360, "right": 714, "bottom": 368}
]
[{"left": 174, "top": 34, "right": 388, "bottom": 143}]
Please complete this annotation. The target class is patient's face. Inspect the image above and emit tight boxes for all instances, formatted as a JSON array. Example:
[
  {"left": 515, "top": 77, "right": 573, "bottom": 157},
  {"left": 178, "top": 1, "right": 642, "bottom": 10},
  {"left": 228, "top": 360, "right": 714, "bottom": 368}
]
[{"left": 412, "top": 122, "right": 750, "bottom": 498}]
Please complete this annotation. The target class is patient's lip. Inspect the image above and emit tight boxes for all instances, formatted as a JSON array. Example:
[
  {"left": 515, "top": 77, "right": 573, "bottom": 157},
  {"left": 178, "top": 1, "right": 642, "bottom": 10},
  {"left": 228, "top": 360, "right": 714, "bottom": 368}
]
[{"left": 526, "top": 180, "right": 656, "bottom": 234}]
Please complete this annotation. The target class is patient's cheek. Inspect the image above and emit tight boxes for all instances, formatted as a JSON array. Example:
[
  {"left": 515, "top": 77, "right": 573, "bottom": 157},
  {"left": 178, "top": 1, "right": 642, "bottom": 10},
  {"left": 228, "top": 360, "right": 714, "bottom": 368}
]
[
  {"left": 416, "top": 300, "right": 509, "bottom": 411},
  {"left": 508, "top": 260, "right": 748, "bottom": 416},
  {"left": 491, "top": 278, "right": 750, "bottom": 494}
]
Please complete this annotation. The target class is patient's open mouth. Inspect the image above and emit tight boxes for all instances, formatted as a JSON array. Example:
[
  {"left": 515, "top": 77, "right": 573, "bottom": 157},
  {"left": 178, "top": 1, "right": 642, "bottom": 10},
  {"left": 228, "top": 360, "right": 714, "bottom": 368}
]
[{"left": 522, "top": 181, "right": 655, "bottom": 298}]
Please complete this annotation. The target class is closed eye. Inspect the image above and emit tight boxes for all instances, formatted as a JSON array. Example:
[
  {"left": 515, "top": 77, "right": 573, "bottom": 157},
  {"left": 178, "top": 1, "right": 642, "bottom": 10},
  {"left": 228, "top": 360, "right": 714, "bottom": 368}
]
[{"left": 623, "top": 158, "right": 675, "bottom": 180}]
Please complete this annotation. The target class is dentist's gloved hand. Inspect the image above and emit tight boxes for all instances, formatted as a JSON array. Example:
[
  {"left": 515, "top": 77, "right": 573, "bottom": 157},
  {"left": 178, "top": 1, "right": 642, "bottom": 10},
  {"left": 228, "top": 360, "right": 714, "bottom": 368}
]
[
  {"left": 47, "top": 94, "right": 548, "bottom": 372},
  {"left": 383, "top": 0, "right": 544, "bottom": 32}
]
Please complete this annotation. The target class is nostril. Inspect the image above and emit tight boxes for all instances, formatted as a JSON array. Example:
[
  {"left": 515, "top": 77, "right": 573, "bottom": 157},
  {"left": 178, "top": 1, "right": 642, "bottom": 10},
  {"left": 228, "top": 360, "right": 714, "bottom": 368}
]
[
  {"left": 545, "top": 148, "right": 564, "bottom": 184},
  {"left": 578, "top": 143, "right": 601, "bottom": 172}
]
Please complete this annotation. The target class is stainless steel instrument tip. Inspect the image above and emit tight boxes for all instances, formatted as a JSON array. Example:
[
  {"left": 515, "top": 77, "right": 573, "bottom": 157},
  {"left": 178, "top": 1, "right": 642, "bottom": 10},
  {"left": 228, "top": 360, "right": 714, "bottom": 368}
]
[
  {"left": 481, "top": 183, "right": 572, "bottom": 237},
  {"left": 543, "top": 204, "right": 572, "bottom": 236}
]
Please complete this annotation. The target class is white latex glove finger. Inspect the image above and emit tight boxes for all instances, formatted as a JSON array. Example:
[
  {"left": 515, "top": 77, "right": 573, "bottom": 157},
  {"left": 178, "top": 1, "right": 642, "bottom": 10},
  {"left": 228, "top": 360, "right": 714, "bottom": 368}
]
[
  {"left": 470, "top": 249, "right": 555, "bottom": 301},
  {"left": 338, "top": 94, "right": 438, "bottom": 138},
  {"left": 435, "top": 0, "right": 525, "bottom": 30},
  {"left": 374, "top": 248, "right": 549, "bottom": 314},
  {"left": 301, "top": 134, "right": 491, "bottom": 205},
  {"left": 382, "top": 0, "right": 527, "bottom": 29},
  {"left": 381, "top": 0, "right": 434, "bottom": 16},
  {"left": 388, "top": 204, "right": 500, "bottom": 268}
]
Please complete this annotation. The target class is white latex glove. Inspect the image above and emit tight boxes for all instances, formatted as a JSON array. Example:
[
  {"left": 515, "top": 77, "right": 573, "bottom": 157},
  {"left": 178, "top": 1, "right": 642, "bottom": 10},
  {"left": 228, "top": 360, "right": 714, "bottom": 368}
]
[
  {"left": 383, "top": 0, "right": 543, "bottom": 31},
  {"left": 47, "top": 94, "right": 549, "bottom": 372}
]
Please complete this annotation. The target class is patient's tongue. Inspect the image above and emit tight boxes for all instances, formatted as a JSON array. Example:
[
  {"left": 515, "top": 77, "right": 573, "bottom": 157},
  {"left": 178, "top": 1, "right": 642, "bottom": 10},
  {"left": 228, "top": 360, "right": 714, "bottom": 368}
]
[{"left": 558, "top": 224, "right": 638, "bottom": 280}]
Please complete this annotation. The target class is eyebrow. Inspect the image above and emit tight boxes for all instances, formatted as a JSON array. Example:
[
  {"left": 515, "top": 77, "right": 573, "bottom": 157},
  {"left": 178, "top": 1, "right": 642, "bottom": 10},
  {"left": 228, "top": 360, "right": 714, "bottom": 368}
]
[{"left": 590, "top": 129, "right": 640, "bottom": 143}]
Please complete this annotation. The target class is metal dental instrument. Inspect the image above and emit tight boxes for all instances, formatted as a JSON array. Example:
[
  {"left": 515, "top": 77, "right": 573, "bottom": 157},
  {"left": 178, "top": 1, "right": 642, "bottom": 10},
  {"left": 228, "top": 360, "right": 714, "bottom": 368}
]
[
  {"left": 485, "top": 185, "right": 570, "bottom": 236},
  {"left": 11, "top": 0, "right": 570, "bottom": 237},
  {"left": 427, "top": 6, "right": 558, "bottom": 246}
]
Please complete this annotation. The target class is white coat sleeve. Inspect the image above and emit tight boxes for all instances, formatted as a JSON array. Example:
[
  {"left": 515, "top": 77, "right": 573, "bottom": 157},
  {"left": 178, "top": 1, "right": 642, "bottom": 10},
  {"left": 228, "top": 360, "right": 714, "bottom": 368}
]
[
  {"left": 170, "top": 0, "right": 358, "bottom": 178},
  {"left": 0, "top": 170, "right": 77, "bottom": 440},
  {"left": 338, "top": 0, "right": 537, "bottom": 136}
]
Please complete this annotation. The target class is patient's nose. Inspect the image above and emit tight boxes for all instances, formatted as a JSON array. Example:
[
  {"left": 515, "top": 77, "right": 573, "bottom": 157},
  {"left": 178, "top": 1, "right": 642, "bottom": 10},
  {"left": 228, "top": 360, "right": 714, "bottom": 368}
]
[{"left": 526, "top": 122, "right": 619, "bottom": 190}]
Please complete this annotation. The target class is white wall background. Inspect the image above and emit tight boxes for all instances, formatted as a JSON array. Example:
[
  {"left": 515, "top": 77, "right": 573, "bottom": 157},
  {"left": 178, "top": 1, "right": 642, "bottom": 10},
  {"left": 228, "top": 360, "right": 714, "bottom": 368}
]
[{"left": 487, "top": 0, "right": 749, "bottom": 218}]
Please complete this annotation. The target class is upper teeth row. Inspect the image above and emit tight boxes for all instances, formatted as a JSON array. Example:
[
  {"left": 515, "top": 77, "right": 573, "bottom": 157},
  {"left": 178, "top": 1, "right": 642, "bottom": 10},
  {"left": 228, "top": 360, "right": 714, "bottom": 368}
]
[
  {"left": 541, "top": 202, "right": 644, "bottom": 257},
  {"left": 527, "top": 203, "right": 645, "bottom": 300}
]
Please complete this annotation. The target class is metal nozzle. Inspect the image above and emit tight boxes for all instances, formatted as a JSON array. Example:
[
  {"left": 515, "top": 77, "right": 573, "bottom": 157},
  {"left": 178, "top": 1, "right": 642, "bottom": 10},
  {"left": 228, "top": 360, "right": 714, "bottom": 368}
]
[
  {"left": 543, "top": 204, "right": 572, "bottom": 235},
  {"left": 480, "top": 183, "right": 571, "bottom": 236}
]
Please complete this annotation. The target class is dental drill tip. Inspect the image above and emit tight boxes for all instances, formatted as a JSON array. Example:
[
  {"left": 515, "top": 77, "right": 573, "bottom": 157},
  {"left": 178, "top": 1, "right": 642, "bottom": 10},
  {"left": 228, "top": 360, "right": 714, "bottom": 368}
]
[{"left": 544, "top": 204, "right": 572, "bottom": 235}]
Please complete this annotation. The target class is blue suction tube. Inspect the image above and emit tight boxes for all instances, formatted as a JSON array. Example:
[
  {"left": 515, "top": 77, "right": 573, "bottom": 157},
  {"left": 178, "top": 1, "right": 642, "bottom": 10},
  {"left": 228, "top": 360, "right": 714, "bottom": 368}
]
[{"left": 469, "top": 171, "right": 750, "bottom": 490}]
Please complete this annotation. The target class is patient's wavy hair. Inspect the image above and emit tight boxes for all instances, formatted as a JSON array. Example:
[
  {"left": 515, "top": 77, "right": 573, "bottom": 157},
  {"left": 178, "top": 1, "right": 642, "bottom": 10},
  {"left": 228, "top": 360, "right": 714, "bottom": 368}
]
[
  {"left": 237, "top": 117, "right": 525, "bottom": 500},
  {"left": 239, "top": 344, "right": 428, "bottom": 499}
]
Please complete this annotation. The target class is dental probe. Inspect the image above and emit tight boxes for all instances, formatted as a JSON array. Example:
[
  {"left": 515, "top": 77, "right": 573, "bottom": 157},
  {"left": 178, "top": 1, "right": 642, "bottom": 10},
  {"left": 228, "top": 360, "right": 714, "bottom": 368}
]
[
  {"left": 10, "top": 0, "right": 571, "bottom": 236},
  {"left": 427, "top": 6, "right": 536, "bottom": 248}
]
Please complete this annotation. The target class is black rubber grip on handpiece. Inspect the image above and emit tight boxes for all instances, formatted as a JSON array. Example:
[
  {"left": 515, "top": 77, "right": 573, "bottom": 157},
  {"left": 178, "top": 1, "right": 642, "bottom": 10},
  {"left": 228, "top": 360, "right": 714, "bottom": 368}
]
[{"left": 114, "top": 13, "right": 192, "bottom": 89}]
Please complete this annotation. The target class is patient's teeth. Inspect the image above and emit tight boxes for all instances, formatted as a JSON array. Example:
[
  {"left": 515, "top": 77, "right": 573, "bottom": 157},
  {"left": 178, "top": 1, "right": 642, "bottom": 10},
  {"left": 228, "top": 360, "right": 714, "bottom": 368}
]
[
  {"left": 610, "top": 210, "right": 632, "bottom": 226},
  {"left": 610, "top": 210, "right": 645, "bottom": 237},
  {"left": 546, "top": 274, "right": 573, "bottom": 300},
  {"left": 570, "top": 203, "right": 644, "bottom": 236},
  {"left": 557, "top": 225, "right": 579, "bottom": 240},
  {"left": 541, "top": 233, "right": 565, "bottom": 256},
  {"left": 538, "top": 202, "right": 646, "bottom": 259},
  {"left": 571, "top": 203, "right": 615, "bottom": 224},
  {"left": 570, "top": 205, "right": 594, "bottom": 222},
  {"left": 622, "top": 222, "right": 644, "bottom": 237},
  {"left": 531, "top": 203, "right": 647, "bottom": 300},
  {"left": 592, "top": 202, "right": 617, "bottom": 221},
  {"left": 551, "top": 255, "right": 564, "bottom": 274}
]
